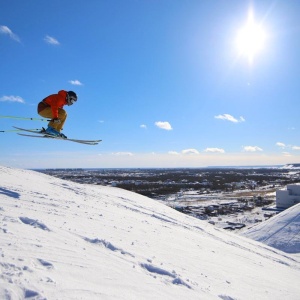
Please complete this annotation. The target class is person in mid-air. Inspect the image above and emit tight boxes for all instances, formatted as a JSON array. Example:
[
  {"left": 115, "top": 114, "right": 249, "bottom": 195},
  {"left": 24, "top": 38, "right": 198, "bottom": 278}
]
[{"left": 37, "top": 90, "right": 77, "bottom": 138}]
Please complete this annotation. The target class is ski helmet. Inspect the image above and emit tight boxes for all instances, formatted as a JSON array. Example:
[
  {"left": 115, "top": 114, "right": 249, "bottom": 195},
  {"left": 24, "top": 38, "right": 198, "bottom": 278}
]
[{"left": 67, "top": 91, "right": 77, "bottom": 106}]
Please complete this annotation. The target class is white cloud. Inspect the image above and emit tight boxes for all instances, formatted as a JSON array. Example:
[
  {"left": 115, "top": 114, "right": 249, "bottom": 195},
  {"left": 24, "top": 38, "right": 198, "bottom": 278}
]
[
  {"left": 243, "top": 146, "right": 263, "bottom": 152},
  {"left": 275, "top": 143, "right": 300, "bottom": 151},
  {"left": 155, "top": 121, "right": 173, "bottom": 130},
  {"left": 44, "top": 35, "right": 60, "bottom": 45},
  {"left": 0, "top": 95, "right": 25, "bottom": 103},
  {"left": 204, "top": 148, "right": 225, "bottom": 153},
  {"left": 182, "top": 149, "right": 200, "bottom": 155},
  {"left": 0, "top": 25, "right": 20, "bottom": 42},
  {"left": 215, "top": 114, "right": 245, "bottom": 123},
  {"left": 69, "top": 80, "right": 83, "bottom": 86},
  {"left": 276, "top": 142, "right": 286, "bottom": 149},
  {"left": 112, "top": 152, "right": 134, "bottom": 156},
  {"left": 168, "top": 151, "right": 179, "bottom": 155},
  {"left": 292, "top": 146, "right": 300, "bottom": 151},
  {"left": 140, "top": 124, "right": 147, "bottom": 129}
]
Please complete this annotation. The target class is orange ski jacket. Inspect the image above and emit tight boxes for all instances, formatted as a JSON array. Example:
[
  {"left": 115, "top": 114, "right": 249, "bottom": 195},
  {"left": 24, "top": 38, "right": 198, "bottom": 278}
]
[{"left": 41, "top": 90, "right": 68, "bottom": 119}]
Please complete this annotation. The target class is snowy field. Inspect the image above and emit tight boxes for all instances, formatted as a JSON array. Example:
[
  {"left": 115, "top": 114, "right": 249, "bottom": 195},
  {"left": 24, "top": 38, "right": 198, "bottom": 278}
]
[{"left": 1, "top": 166, "right": 300, "bottom": 299}]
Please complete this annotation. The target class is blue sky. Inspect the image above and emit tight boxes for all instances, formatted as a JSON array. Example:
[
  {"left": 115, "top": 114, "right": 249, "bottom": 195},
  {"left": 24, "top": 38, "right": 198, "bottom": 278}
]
[{"left": 1, "top": 0, "right": 300, "bottom": 168}]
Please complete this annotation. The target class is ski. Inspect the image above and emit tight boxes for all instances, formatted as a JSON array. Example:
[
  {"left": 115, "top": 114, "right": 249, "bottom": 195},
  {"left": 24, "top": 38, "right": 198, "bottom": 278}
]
[
  {"left": 13, "top": 126, "right": 102, "bottom": 145},
  {"left": 17, "top": 133, "right": 100, "bottom": 145}
]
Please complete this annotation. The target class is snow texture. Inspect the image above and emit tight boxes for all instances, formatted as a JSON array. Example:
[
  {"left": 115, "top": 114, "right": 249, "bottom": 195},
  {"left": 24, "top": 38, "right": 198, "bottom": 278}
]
[
  {"left": 1, "top": 166, "right": 300, "bottom": 299},
  {"left": 242, "top": 202, "right": 300, "bottom": 254}
]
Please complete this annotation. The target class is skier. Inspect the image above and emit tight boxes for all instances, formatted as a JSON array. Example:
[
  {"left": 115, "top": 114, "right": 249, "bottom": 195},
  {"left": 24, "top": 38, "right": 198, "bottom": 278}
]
[{"left": 37, "top": 90, "right": 77, "bottom": 138}]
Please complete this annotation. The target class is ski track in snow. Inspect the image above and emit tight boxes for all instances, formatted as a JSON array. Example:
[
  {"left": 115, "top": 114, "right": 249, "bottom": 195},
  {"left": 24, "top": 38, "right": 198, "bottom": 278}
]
[
  {"left": 83, "top": 235, "right": 193, "bottom": 290},
  {"left": 19, "top": 217, "right": 50, "bottom": 231},
  {"left": 263, "top": 212, "right": 300, "bottom": 244},
  {"left": 140, "top": 263, "right": 192, "bottom": 289},
  {"left": 83, "top": 237, "right": 134, "bottom": 257},
  {"left": 0, "top": 187, "right": 20, "bottom": 199}
]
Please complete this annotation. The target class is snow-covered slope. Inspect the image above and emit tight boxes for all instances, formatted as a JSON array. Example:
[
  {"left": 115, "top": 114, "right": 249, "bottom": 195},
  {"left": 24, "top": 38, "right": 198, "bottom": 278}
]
[
  {"left": 242, "top": 203, "right": 300, "bottom": 254},
  {"left": 1, "top": 166, "right": 300, "bottom": 300}
]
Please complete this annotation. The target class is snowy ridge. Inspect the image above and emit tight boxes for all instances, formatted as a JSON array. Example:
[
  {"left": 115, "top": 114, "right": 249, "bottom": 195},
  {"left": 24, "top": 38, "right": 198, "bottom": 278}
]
[
  {"left": 280, "top": 163, "right": 300, "bottom": 170},
  {"left": 1, "top": 166, "right": 300, "bottom": 299},
  {"left": 242, "top": 203, "right": 300, "bottom": 254}
]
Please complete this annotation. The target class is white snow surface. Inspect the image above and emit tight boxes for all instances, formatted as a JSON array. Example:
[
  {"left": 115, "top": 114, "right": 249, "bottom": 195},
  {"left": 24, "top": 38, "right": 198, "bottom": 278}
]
[
  {"left": 242, "top": 203, "right": 300, "bottom": 254},
  {"left": 1, "top": 166, "right": 300, "bottom": 300}
]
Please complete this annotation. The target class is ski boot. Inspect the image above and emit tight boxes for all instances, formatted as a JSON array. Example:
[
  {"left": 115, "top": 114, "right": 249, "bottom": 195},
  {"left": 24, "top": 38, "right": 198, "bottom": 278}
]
[{"left": 40, "top": 126, "right": 67, "bottom": 138}]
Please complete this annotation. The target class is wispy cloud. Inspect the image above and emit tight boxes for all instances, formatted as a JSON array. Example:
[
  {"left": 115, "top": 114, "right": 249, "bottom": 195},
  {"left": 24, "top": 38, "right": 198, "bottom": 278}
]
[
  {"left": 275, "top": 143, "right": 300, "bottom": 151},
  {"left": 204, "top": 148, "right": 225, "bottom": 153},
  {"left": 215, "top": 114, "right": 245, "bottom": 123},
  {"left": 44, "top": 35, "right": 60, "bottom": 45},
  {"left": 182, "top": 149, "right": 199, "bottom": 155},
  {"left": 243, "top": 146, "right": 263, "bottom": 152},
  {"left": 155, "top": 121, "right": 173, "bottom": 130},
  {"left": 140, "top": 124, "right": 147, "bottom": 129},
  {"left": 168, "top": 151, "right": 179, "bottom": 155},
  {"left": 0, "top": 25, "right": 20, "bottom": 42},
  {"left": 292, "top": 146, "right": 300, "bottom": 151},
  {"left": 276, "top": 142, "right": 286, "bottom": 149},
  {"left": 0, "top": 95, "right": 25, "bottom": 103},
  {"left": 69, "top": 80, "right": 83, "bottom": 86},
  {"left": 112, "top": 152, "right": 134, "bottom": 156}
]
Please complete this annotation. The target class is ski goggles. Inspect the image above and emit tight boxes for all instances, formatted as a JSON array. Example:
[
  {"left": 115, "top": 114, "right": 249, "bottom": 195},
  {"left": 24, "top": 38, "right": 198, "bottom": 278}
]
[{"left": 67, "top": 95, "right": 77, "bottom": 105}]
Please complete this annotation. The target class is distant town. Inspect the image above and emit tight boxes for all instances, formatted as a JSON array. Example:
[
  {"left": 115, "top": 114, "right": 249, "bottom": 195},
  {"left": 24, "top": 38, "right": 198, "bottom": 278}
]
[{"left": 37, "top": 164, "right": 300, "bottom": 230}]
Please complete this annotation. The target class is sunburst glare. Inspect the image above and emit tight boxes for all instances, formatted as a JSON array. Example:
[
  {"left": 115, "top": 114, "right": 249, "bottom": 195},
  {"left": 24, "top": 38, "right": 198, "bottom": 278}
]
[{"left": 236, "top": 8, "right": 266, "bottom": 64}]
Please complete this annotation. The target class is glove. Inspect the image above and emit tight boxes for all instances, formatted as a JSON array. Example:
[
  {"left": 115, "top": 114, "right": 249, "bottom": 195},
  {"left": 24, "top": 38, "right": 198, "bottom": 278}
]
[{"left": 52, "top": 118, "right": 61, "bottom": 124}]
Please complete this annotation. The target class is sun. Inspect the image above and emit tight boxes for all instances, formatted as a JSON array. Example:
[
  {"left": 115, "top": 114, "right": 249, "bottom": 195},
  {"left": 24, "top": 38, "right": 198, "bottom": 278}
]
[{"left": 236, "top": 9, "right": 266, "bottom": 64}]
